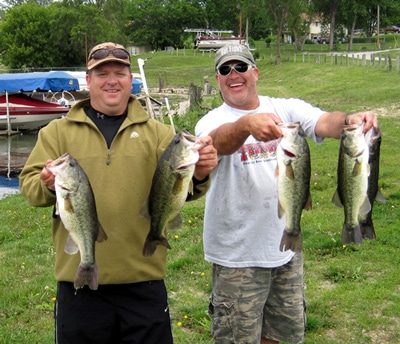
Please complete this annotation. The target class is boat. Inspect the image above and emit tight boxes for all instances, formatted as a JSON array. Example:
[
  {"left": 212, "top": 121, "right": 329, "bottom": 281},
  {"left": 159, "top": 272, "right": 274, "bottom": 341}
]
[
  {"left": 185, "top": 29, "right": 248, "bottom": 51},
  {"left": 0, "top": 71, "right": 80, "bottom": 132},
  {"left": 0, "top": 93, "right": 70, "bottom": 131}
]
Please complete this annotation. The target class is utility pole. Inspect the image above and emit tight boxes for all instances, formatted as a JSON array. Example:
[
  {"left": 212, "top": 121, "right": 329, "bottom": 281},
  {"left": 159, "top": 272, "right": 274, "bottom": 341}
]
[
  {"left": 237, "top": 4, "right": 242, "bottom": 44},
  {"left": 377, "top": 4, "right": 380, "bottom": 50}
]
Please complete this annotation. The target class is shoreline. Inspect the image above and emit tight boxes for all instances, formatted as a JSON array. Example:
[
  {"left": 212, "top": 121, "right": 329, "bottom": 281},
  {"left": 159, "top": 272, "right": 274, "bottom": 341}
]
[
  {"left": 0, "top": 175, "right": 19, "bottom": 199},
  {"left": 0, "top": 186, "right": 19, "bottom": 199}
]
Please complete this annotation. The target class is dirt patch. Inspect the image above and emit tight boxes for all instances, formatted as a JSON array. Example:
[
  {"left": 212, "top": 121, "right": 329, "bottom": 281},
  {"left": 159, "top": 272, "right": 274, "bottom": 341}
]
[{"left": 374, "top": 103, "right": 400, "bottom": 117}]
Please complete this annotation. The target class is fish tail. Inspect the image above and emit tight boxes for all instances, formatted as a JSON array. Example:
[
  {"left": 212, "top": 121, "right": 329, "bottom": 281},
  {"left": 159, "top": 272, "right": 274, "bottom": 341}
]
[
  {"left": 341, "top": 224, "right": 363, "bottom": 245},
  {"left": 142, "top": 235, "right": 172, "bottom": 257},
  {"left": 74, "top": 263, "right": 98, "bottom": 290},
  {"left": 279, "top": 229, "right": 302, "bottom": 252},
  {"left": 359, "top": 220, "right": 376, "bottom": 240}
]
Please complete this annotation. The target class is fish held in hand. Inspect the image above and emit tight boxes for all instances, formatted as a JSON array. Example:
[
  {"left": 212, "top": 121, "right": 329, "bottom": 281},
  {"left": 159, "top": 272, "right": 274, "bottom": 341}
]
[
  {"left": 276, "top": 122, "right": 312, "bottom": 252},
  {"left": 140, "top": 130, "right": 208, "bottom": 257},
  {"left": 46, "top": 153, "right": 107, "bottom": 290},
  {"left": 332, "top": 123, "right": 370, "bottom": 245},
  {"left": 360, "top": 126, "right": 386, "bottom": 239}
]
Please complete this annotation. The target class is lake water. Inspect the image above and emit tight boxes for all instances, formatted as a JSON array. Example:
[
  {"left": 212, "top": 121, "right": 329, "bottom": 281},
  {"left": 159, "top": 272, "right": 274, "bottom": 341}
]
[{"left": 0, "top": 132, "right": 37, "bottom": 193}]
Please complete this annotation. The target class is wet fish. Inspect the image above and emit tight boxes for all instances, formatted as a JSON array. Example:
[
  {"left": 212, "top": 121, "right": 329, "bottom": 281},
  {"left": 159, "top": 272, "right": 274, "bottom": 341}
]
[
  {"left": 140, "top": 130, "right": 208, "bottom": 257},
  {"left": 332, "top": 123, "right": 370, "bottom": 245},
  {"left": 276, "top": 122, "right": 312, "bottom": 252},
  {"left": 46, "top": 153, "right": 107, "bottom": 290},
  {"left": 359, "top": 126, "right": 386, "bottom": 239}
]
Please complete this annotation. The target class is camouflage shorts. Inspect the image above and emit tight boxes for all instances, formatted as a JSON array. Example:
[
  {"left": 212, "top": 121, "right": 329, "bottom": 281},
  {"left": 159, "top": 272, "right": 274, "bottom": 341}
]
[{"left": 208, "top": 253, "right": 305, "bottom": 344}]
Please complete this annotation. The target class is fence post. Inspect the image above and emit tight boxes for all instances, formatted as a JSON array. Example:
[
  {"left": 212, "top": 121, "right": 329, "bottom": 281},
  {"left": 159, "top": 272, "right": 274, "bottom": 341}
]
[
  {"left": 159, "top": 73, "right": 164, "bottom": 92},
  {"left": 388, "top": 55, "right": 392, "bottom": 72}
]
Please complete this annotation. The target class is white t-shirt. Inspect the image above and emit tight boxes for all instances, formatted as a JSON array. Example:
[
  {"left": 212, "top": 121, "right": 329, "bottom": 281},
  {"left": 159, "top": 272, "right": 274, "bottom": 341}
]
[{"left": 195, "top": 96, "right": 325, "bottom": 268}]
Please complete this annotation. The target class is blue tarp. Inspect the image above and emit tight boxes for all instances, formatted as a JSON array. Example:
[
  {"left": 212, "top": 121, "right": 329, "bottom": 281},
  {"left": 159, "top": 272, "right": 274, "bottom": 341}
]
[{"left": 0, "top": 71, "right": 80, "bottom": 92}]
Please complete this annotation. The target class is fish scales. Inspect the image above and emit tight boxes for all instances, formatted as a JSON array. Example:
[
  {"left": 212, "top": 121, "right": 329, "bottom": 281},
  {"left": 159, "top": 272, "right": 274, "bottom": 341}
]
[
  {"left": 141, "top": 130, "right": 207, "bottom": 257},
  {"left": 332, "top": 123, "right": 371, "bottom": 245},
  {"left": 46, "top": 153, "right": 107, "bottom": 290},
  {"left": 276, "top": 122, "right": 312, "bottom": 252}
]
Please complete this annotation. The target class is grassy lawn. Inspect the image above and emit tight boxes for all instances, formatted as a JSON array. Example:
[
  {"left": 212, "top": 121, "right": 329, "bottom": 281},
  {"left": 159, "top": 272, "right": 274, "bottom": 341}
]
[{"left": 1, "top": 47, "right": 400, "bottom": 343}]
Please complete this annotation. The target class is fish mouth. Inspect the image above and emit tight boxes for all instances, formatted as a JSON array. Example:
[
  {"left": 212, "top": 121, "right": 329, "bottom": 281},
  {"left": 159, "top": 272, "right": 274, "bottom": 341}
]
[
  {"left": 177, "top": 164, "right": 192, "bottom": 171},
  {"left": 46, "top": 153, "right": 70, "bottom": 172},
  {"left": 181, "top": 130, "right": 197, "bottom": 143},
  {"left": 278, "top": 122, "right": 300, "bottom": 129},
  {"left": 282, "top": 148, "right": 297, "bottom": 158}
]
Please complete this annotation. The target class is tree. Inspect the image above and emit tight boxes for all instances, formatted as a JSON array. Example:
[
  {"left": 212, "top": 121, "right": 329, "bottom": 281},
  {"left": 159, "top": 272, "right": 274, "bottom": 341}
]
[
  {"left": 0, "top": 3, "right": 54, "bottom": 69},
  {"left": 0, "top": 0, "right": 132, "bottom": 69},
  {"left": 263, "top": 0, "right": 301, "bottom": 64}
]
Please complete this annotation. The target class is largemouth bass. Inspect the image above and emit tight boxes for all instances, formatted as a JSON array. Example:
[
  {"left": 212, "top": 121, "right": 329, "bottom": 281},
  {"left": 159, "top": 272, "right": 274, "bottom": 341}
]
[
  {"left": 46, "top": 153, "right": 107, "bottom": 290},
  {"left": 360, "top": 126, "right": 386, "bottom": 239},
  {"left": 140, "top": 130, "right": 208, "bottom": 257},
  {"left": 332, "top": 123, "right": 370, "bottom": 245},
  {"left": 276, "top": 122, "right": 312, "bottom": 252}
]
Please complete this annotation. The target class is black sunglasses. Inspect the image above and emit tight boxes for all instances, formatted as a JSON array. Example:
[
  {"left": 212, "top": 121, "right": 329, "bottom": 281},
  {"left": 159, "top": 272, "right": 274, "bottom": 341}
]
[
  {"left": 217, "top": 63, "right": 252, "bottom": 76},
  {"left": 89, "top": 48, "right": 130, "bottom": 61}
]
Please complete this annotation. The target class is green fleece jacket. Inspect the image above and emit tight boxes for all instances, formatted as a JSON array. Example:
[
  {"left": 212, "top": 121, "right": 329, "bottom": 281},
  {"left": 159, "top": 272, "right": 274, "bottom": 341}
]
[{"left": 19, "top": 96, "right": 209, "bottom": 284}]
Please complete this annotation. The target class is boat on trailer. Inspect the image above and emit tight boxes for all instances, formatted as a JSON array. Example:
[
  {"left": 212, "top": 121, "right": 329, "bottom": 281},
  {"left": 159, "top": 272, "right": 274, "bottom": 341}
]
[{"left": 185, "top": 29, "right": 248, "bottom": 51}]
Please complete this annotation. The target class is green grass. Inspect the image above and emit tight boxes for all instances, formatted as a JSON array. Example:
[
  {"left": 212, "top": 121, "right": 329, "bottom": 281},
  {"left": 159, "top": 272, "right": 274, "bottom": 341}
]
[{"left": 1, "top": 48, "right": 400, "bottom": 343}]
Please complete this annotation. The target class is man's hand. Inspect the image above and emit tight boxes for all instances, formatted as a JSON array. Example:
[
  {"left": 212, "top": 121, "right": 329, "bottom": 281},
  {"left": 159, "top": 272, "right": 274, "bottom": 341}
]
[{"left": 194, "top": 136, "right": 218, "bottom": 181}]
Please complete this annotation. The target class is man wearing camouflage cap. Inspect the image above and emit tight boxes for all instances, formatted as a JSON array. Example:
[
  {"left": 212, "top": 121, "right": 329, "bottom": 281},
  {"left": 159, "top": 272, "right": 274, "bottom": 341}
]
[{"left": 196, "top": 43, "right": 378, "bottom": 344}]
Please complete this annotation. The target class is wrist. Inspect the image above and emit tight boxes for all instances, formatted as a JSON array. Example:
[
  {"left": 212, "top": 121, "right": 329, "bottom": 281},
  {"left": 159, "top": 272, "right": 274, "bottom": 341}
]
[{"left": 344, "top": 113, "right": 351, "bottom": 125}]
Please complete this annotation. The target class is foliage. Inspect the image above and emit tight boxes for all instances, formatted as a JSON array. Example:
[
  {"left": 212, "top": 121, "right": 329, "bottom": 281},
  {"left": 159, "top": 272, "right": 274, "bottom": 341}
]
[
  {"left": 2, "top": 0, "right": 400, "bottom": 69},
  {"left": 0, "top": 3, "right": 54, "bottom": 69}
]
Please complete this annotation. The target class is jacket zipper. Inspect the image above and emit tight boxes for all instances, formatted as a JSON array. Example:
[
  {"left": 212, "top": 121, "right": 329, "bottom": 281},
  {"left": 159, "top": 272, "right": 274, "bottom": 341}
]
[{"left": 106, "top": 149, "right": 111, "bottom": 165}]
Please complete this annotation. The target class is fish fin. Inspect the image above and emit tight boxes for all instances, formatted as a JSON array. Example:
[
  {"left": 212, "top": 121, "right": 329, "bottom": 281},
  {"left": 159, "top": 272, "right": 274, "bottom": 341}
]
[
  {"left": 63, "top": 195, "right": 74, "bottom": 213},
  {"left": 352, "top": 161, "right": 362, "bottom": 176},
  {"left": 74, "top": 262, "right": 98, "bottom": 290},
  {"left": 54, "top": 202, "right": 60, "bottom": 216},
  {"left": 277, "top": 200, "right": 285, "bottom": 219},
  {"left": 279, "top": 229, "right": 302, "bottom": 252},
  {"left": 285, "top": 161, "right": 295, "bottom": 179},
  {"left": 188, "top": 179, "right": 194, "bottom": 195},
  {"left": 341, "top": 224, "right": 363, "bottom": 245},
  {"left": 64, "top": 235, "right": 79, "bottom": 255},
  {"left": 375, "top": 189, "right": 386, "bottom": 204},
  {"left": 359, "top": 220, "right": 376, "bottom": 240},
  {"left": 172, "top": 176, "right": 185, "bottom": 194},
  {"left": 167, "top": 213, "right": 183, "bottom": 230},
  {"left": 359, "top": 197, "right": 371, "bottom": 215},
  {"left": 139, "top": 198, "right": 151, "bottom": 220},
  {"left": 304, "top": 194, "right": 312, "bottom": 211},
  {"left": 96, "top": 223, "right": 108, "bottom": 242},
  {"left": 142, "top": 234, "right": 172, "bottom": 257},
  {"left": 332, "top": 189, "right": 343, "bottom": 208}
]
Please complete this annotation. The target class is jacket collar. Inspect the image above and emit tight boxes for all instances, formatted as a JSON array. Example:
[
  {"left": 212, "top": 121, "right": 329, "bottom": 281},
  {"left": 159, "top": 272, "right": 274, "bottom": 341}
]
[{"left": 67, "top": 96, "right": 150, "bottom": 125}]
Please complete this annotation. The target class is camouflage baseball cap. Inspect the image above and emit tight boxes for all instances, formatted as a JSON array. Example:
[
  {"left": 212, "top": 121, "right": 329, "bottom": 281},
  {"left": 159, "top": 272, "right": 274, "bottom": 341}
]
[
  {"left": 215, "top": 44, "right": 256, "bottom": 69},
  {"left": 87, "top": 42, "right": 131, "bottom": 71}
]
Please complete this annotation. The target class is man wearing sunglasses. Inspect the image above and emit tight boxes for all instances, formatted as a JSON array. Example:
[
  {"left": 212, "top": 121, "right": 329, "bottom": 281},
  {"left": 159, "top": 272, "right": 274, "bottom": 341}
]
[
  {"left": 19, "top": 42, "right": 218, "bottom": 343},
  {"left": 195, "top": 44, "right": 378, "bottom": 344}
]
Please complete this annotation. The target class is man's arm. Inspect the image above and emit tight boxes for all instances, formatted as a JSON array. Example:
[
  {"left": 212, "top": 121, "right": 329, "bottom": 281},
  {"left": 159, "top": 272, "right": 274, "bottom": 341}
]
[
  {"left": 315, "top": 111, "right": 378, "bottom": 139},
  {"left": 209, "top": 113, "right": 282, "bottom": 155}
]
